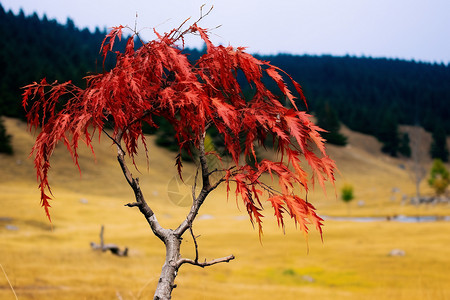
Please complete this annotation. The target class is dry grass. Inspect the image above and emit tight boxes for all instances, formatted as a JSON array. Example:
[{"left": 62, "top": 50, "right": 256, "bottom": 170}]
[{"left": 0, "top": 117, "right": 449, "bottom": 299}]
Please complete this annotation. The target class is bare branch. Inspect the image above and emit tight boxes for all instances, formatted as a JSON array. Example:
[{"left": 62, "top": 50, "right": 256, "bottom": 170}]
[
  {"left": 114, "top": 130, "right": 167, "bottom": 241},
  {"left": 189, "top": 224, "right": 199, "bottom": 264},
  {"left": 177, "top": 254, "right": 235, "bottom": 268},
  {"left": 199, "top": 131, "right": 211, "bottom": 190},
  {"left": 171, "top": 5, "right": 215, "bottom": 42},
  {"left": 192, "top": 164, "right": 200, "bottom": 200},
  {"left": 175, "top": 131, "right": 214, "bottom": 236}
]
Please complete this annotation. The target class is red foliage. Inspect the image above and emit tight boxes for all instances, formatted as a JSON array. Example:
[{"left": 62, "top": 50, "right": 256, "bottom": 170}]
[{"left": 22, "top": 23, "right": 336, "bottom": 238}]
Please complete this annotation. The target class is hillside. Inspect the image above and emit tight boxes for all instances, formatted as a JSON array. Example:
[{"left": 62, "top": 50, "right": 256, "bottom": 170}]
[
  {"left": 0, "top": 116, "right": 443, "bottom": 220},
  {"left": 1, "top": 117, "right": 450, "bottom": 300}
]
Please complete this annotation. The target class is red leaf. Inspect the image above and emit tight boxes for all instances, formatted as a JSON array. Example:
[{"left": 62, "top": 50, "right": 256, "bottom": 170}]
[{"left": 175, "top": 154, "right": 183, "bottom": 182}]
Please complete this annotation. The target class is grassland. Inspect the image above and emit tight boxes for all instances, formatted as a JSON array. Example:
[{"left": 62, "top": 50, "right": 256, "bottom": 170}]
[{"left": 1, "top": 117, "right": 449, "bottom": 299}]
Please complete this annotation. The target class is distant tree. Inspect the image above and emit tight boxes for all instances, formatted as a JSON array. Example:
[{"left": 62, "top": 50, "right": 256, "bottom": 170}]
[
  {"left": 408, "top": 127, "right": 427, "bottom": 199},
  {"left": 398, "top": 132, "right": 411, "bottom": 157},
  {"left": 315, "top": 101, "right": 347, "bottom": 146},
  {"left": 430, "top": 123, "right": 449, "bottom": 162},
  {"left": 0, "top": 117, "right": 13, "bottom": 154},
  {"left": 428, "top": 159, "right": 449, "bottom": 196},
  {"left": 340, "top": 184, "right": 354, "bottom": 214},
  {"left": 22, "top": 17, "right": 336, "bottom": 299},
  {"left": 377, "top": 112, "right": 400, "bottom": 157}
]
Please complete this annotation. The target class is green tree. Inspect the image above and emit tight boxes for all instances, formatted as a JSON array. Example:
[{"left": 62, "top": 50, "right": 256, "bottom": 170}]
[
  {"left": 0, "top": 118, "right": 13, "bottom": 154},
  {"left": 316, "top": 101, "right": 347, "bottom": 146},
  {"left": 430, "top": 123, "right": 449, "bottom": 162},
  {"left": 398, "top": 132, "right": 411, "bottom": 157},
  {"left": 341, "top": 184, "right": 354, "bottom": 203},
  {"left": 377, "top": 112, "right": 400, "bottom": 157},
  {"left": 341, "top": 183, "right": 354, "bottom": 214},
  {"left": 428, "top": 159, "right": 449, "bottom": 196}
]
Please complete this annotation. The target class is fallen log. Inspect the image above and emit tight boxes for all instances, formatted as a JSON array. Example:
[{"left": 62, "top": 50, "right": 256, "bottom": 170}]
[{"left": 90, "top": 225, "right": 128, "bottom": 257}]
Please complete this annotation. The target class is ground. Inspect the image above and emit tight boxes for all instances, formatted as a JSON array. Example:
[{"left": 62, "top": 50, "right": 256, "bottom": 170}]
[{"left": 0, "top": 117, "right": 449, "bottom": 299}]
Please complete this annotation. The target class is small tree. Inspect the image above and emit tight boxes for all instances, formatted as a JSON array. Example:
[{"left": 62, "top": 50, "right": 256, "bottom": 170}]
[
  {"left": 428, "top": 159, "right": 449, "bottom": 196},
  {"left": 408, "top": 127, "right": 427, "bottom": 199},
  {"left": 341, "top": 184, "right": 354, "bottom": 214},
  {"left": 22, "top": 17, "right": 336, "bottom": 299}
]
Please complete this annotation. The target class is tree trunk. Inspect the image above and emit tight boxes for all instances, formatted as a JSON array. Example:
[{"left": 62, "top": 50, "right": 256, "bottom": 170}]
[
  {"left": 116, "top": 132, "right": 234, "bottom": 299},
  {"left": 153, "top": 232, "right": 182, "bottom": 300}
]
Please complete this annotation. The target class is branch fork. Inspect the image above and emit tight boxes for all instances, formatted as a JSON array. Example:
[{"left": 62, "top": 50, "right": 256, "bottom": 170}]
[{"left": 112, "top": 130, "right": 234, "bottom": 299}]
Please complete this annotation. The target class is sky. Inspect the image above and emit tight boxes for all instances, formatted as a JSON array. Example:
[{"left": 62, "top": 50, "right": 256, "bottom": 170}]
[{"left": 2, "top": 0, "right": 450, "bottom": 64}]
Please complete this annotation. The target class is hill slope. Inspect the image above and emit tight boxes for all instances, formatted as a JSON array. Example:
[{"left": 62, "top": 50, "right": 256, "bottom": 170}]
[
  {"left": 0, "top": 116, "right": 442, "bottom": 219},
  {"left": 1, "top": 117, "right": 449, "bottom": 300}
]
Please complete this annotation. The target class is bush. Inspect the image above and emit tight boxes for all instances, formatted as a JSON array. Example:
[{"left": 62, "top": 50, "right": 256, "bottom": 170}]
[
  {"left": 428, "top": 159, "right": 449, "bottom": 196},
  {"left": 341, "top": 184, "right": 354, "bottom": 203}
]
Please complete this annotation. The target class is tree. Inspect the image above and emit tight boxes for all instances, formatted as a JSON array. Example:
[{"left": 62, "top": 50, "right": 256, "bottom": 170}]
[
  {"left": 315, "top": 101, "right": 347, "bottom": 146},
  {"left": 408, "top": 126, "right": 427, "bottom": 199},
  {"left": 430, "top": 122, "right": 449, "bottom": 162},
  {"left": 377, "top": 111, "right": 400, "bottom": 157},
  {"left": 22, "top": 17, "right": 336, "bottom": 299},
  {"left": 428, "top": 159, "right": 449, "bottom": 196},
  {"left": 398, "top": 132, "right": 411, "bottom": 157},
  {"left": 0, "top": 117, "right": 13, "bottom": 154},
  {"left": 340, "top": 184, "right": 354, "bottom": 214}
]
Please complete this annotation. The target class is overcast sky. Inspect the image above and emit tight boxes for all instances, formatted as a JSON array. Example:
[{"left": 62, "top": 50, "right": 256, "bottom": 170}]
[{"left": 2, "top": 0, "right": 450, "bottom": 64}]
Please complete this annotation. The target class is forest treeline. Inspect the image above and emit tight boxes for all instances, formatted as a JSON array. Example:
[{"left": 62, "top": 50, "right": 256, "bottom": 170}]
[{"left": 0, "top": 4, "right": 449, "bottom": 159}]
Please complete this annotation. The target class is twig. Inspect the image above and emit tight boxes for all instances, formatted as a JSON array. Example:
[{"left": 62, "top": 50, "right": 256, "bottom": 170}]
[
  {"left": 0, "top": 263, "right": 18, "bottom": 300},
  {"left": 177, "top": 255, "right": 235, "bottom": 268},
  {"left": 102, "top": 128, "right": 126, "bottom": 154},
  {"left": 192, "top": 164, "right": 200, "bottom": 200},
  {"left": 189, "top": 224, "right": 199, "bottom": 263},
  {"left": 100, "top": 224, "right": 105, "bottom": 249},
  {"left": 134, "top": 12, "right": 138, "bottom": 33},
  {"left": 171, "top": 4, "right": 215, "bottom": 42}
]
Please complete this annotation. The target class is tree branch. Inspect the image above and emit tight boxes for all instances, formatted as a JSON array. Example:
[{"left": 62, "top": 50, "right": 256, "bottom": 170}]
[
  {"left": 189, "top": 224, "right": 199, "bottom": 264},
  {"left": 199, "top": 131, "right": 211, "bottom": 190},
  {"left": 177, "top": 255, "right": 235, "bottom": 268},
  {"left": 191, "top": 164, "right": 200, "bottom": 200},
  {"left": 114, "top": 130, "right": 168, "bottom": 241},
  {"left": 175, "top": 131, "right": 214, "bottom": 236},
  {"left": 171, "top": 4, "right": 216, "bottom": 42}
]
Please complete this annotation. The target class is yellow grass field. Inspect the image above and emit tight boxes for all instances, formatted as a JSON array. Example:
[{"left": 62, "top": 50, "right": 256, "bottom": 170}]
[{"left": 1, "top": 117, "right": 449, "bottom": 299}]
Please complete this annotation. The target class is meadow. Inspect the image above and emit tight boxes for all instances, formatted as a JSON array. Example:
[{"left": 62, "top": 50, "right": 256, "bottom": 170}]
[{"left": 1, "top": 117, "right": 449, "bottom": 299}]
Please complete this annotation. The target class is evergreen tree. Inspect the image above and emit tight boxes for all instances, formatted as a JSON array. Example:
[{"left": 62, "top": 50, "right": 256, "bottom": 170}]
[
  {"left": 315, "top": 102, "right": 347, "bottom": 146},
  {"left": 377, "top": 112, "right": 400, "bottom": 157},
  {"left": 398, "top": 132, "right": 411, "bottom": 157},
  {"left": 0, "top": 118, "right": 13, "bottom": 154},
  {"left": 430, "top": 123, "right": 449, "bottom": 162}
]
